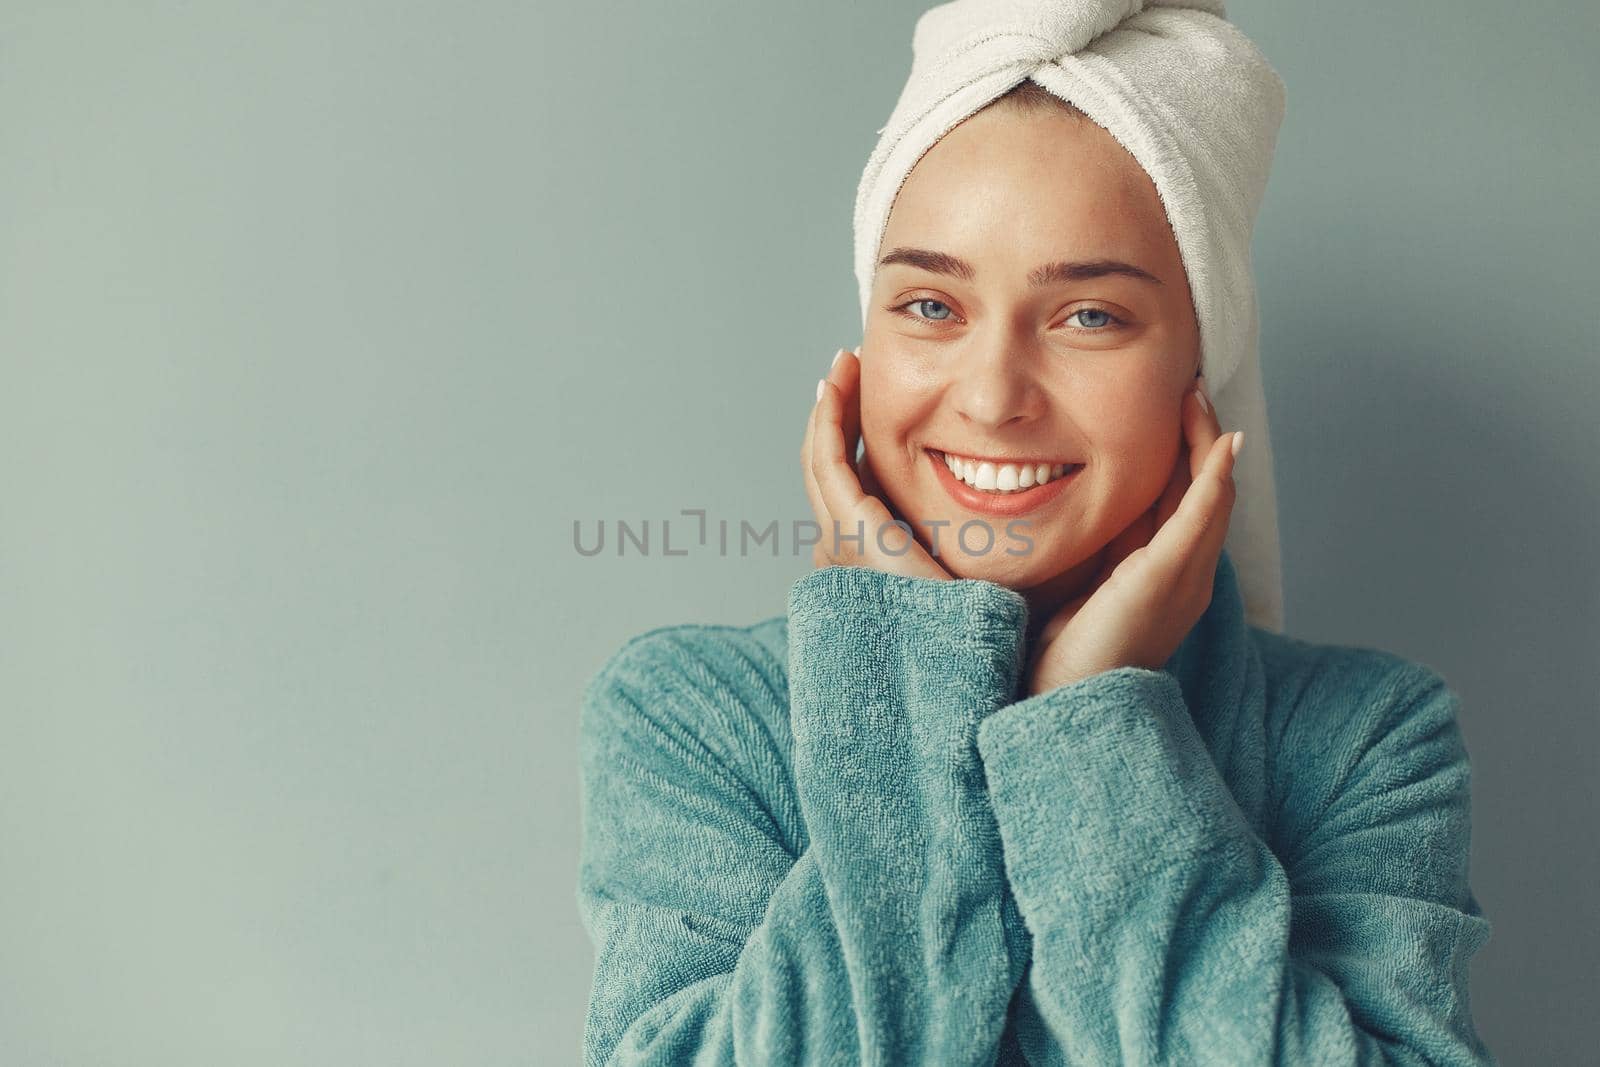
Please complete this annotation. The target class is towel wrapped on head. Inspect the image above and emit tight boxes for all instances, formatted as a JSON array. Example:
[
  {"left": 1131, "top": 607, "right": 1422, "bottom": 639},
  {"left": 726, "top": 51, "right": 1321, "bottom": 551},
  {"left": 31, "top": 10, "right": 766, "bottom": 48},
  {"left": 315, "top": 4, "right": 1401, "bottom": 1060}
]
[{"left": 853, "top": 0, "right": 1289, "bottom": 633}]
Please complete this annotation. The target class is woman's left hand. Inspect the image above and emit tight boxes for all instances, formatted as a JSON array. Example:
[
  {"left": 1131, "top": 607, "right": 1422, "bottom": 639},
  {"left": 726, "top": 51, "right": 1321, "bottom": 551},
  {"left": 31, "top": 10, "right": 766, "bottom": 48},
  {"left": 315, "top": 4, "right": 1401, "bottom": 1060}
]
[{"left": 1025, "top": 377, "right": 1242, "bottom": 696}]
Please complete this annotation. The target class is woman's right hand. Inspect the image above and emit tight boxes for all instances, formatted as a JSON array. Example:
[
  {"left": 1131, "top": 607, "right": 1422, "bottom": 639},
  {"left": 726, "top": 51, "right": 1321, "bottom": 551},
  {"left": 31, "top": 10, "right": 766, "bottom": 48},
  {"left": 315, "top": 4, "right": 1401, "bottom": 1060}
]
[{"left": 802, "top": 347, "right": 952, "bottom": 580}]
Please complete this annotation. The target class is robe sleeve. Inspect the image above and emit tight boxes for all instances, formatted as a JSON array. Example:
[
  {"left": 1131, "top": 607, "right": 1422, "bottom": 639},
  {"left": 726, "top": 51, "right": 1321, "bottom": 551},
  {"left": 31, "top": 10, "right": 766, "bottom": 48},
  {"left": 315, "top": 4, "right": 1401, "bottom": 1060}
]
[
  {"left": 974, "top": 659, "right": 1498, "bottom": 1066},
  {"left": 576, "top": 566, "right": 1034, "bottom": 1066}
]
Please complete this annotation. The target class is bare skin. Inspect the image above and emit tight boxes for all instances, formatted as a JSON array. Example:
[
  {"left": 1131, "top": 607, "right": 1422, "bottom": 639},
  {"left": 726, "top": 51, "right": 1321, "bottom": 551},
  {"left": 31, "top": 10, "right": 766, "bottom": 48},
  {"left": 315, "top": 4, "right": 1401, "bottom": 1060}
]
[{"left": 801, "top": 102, "right": 1243, "bottom": 695}]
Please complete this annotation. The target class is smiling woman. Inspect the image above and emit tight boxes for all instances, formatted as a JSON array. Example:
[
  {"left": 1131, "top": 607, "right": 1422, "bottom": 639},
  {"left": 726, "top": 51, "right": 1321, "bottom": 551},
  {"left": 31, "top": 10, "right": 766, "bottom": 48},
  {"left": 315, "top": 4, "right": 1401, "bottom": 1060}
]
[{"left": 576, "top": 2, "right": 1497, "bottom": 1065}]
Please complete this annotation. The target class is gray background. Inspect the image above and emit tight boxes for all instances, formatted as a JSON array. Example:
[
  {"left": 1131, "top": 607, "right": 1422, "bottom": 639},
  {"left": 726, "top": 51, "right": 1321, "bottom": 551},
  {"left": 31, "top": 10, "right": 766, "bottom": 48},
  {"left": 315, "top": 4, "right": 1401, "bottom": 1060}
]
[{"left": 3, "top": 0, "right": 1594, "bottom": 1062}]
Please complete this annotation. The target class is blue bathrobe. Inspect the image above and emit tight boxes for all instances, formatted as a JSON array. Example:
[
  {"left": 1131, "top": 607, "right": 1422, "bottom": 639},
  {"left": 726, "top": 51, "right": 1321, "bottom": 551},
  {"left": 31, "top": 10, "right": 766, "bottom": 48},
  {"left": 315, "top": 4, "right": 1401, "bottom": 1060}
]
[{"left": 575, "top": 548, "right": 1496, "bottom": 1065}]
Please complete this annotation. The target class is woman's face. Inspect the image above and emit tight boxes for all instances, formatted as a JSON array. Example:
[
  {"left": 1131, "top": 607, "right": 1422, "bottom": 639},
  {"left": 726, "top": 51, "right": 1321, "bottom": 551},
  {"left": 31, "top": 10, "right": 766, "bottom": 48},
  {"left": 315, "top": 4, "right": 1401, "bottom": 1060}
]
[{"left": 861, "top": 101, "right": 1201, "bottom": 591}]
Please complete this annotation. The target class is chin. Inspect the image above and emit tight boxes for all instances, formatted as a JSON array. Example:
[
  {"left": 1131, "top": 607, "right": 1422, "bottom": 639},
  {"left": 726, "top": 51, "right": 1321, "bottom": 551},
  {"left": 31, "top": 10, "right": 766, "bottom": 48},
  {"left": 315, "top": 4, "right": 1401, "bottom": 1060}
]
[{"left": 934, "top": 543, "right": 1072, "bottom": 590}]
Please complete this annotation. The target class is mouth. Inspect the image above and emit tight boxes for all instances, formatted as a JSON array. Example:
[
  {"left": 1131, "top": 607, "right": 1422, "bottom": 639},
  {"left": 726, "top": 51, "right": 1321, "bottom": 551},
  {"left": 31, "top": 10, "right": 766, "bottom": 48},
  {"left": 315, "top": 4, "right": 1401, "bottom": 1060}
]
[
  {"left": 925, "top": 447, "right": 1083, "bottom": 516},
  {"left": 932, "top": 448, "right": 1080, "bottom": 493}
]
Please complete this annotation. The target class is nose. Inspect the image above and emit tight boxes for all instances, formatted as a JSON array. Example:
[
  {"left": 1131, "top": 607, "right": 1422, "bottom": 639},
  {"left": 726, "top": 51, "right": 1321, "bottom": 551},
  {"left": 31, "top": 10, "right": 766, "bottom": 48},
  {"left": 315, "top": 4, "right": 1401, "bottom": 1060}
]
[{"left": 946, "top": 332, "right": 1044, "bottom": 433}]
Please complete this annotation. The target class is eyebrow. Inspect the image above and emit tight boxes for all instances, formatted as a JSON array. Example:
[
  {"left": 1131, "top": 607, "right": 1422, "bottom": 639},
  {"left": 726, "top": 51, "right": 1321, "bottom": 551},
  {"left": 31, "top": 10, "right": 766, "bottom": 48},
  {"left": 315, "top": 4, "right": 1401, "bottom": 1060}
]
[{"left": 877, "top": 246, "right": 1164, "bottom": 288}]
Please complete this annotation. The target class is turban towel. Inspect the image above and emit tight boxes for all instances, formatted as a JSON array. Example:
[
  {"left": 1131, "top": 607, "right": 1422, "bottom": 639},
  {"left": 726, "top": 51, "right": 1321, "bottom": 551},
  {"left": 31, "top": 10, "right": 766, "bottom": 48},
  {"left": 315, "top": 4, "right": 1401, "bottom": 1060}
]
[{"left": 854, "top": 0, "right": 1288, "bottom": 632}]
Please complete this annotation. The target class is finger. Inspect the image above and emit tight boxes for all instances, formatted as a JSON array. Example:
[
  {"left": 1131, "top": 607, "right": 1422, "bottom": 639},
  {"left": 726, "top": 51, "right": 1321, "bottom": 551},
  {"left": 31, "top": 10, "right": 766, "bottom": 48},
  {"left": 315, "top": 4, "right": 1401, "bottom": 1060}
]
[
  {"left": 827, "top": 347, "right": 864, "bottom": 472},
  {"left": 1152, "top": 379, "right": 1220, "bottom": 531},
  {"left": 814, "top": 377, "right": 895, "bottom": 566},
  {"left": 1186, "top": 431, "right": 1240, "bottom": 585},
  {"left": 1188, "top": 375, "right": 1223, "bottom": 482},
  {"left": 1154, "top": 422, "right": 1192, "bottom": 533},
  {"left": 801, "top": 376, "right": 821, "bottom": 510},
  {"left": 801, "top": 374, "right": 834, "bottom": 560},
  {"left": 1148, "top": 428, "right": 1240, "bottom": 573},
  {"left": 812, "top": 379, "right": 870, "bottom": 517},
  {"left": 1143, "top": 380, "right": 1213, "bottom": 561}
]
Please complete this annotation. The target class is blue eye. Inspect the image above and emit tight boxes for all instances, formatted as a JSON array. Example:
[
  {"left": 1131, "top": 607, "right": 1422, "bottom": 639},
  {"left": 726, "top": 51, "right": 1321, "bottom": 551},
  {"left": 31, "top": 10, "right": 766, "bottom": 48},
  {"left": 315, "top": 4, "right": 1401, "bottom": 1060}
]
[
  {"left": 885, "top": 298, "right": 1126, "bottom": 332},
  {"left": 1067, "top": 307, "right": 1120, "bottom": 330},
  {"left": 896, "top": 298, "right": 955, "bottom": 321}
]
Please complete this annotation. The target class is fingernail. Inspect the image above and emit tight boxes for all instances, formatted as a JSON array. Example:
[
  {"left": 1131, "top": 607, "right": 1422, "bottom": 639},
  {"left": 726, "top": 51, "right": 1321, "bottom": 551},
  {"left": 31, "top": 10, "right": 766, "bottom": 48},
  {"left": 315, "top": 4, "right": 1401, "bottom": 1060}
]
[
  {"left": 816, "top": 378, "right": 826, "bottom": 401},
  {"left": 1194, "top": 379, "right": 1210, "bottom": 414},
  {"left": 1231, "top": 431, "right": 1244, "bottom": 458},
  {"left": 831, "top": 348, "right": 846, "bottom": 370}
]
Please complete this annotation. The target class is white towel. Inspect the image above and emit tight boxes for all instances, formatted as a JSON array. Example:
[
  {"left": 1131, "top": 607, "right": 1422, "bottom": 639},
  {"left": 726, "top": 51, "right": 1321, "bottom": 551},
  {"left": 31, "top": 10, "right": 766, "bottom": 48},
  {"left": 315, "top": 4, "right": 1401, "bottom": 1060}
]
[{"left": 853, "top": 0, "right": 1288, "bottom": 633}]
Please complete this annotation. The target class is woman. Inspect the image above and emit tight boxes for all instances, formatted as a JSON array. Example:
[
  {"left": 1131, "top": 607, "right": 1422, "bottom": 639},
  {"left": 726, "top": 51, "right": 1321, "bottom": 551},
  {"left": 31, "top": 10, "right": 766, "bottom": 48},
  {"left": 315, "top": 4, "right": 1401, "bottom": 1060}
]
[{"left": 576, "top": 3, "right": 1495, "bottom": 1064}]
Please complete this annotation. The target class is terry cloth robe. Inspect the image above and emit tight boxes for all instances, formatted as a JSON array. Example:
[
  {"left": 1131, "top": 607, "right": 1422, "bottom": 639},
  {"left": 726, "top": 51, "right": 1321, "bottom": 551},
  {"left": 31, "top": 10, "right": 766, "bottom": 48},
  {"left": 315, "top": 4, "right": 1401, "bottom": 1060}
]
[{"left": 574, "top": 547, "right": 1496, "bottom": 1065}]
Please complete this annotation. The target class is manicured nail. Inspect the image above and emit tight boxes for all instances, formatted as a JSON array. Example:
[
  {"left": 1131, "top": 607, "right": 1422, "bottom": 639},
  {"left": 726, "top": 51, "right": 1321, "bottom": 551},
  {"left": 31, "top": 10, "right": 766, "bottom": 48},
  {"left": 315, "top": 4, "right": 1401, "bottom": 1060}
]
[
  {"left": 816, "top": 378, "right": 826, "bottom": 401},
  {"left": 1193, "top": 382, "right": 1210, "bottom": 415},
  {"left": 1231, "top": 431, "right": 1244, "bottom": 457},
  {"left": 831, "top": 348, "right": 846, "bottom": 370}
]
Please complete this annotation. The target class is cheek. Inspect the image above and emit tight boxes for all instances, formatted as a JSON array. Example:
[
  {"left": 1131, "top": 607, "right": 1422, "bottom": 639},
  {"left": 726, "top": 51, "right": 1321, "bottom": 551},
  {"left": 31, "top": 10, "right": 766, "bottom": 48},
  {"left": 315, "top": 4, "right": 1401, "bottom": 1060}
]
[
  {"left": 1072, "top": 379, "right": 1183, "bottom": 488},
  {"left": 1094, "top": 409, "right": 1185, "bottom": 513},
  {"left": 1076, "top": 359, "right": 1181, "bottom": 444},
  {"left": 1100, "top": 405, "right": 1172, "bottom": 454},
  {"left": 858, "top": 361, "right": 927, "bottom": 460}
]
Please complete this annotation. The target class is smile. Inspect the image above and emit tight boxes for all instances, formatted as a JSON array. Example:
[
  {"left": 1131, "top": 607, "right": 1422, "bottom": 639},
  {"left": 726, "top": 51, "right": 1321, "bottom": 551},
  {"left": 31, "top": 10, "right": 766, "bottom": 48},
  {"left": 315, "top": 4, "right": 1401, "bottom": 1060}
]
[
  {"left": 933, "top": 449, "right": 1079, "bottom": 492},
  {"left": 926, "top": 448, "right": 1082, "bottom": 517}
]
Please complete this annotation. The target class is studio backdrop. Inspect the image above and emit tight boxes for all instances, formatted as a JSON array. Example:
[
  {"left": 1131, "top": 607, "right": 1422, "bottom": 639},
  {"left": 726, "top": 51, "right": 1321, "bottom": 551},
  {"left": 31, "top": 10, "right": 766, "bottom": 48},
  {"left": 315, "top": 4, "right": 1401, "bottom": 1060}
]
[{"left": 2, "top": 1, "right": 1595, "bottom": 1064}]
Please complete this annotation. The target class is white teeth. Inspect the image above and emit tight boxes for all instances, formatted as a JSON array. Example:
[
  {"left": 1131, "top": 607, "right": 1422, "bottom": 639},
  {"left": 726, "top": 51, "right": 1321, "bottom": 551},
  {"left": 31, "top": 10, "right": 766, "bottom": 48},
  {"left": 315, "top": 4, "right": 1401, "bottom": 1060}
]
[{"left": 939, "top": 451, "right": 1077, "bottom": 493}]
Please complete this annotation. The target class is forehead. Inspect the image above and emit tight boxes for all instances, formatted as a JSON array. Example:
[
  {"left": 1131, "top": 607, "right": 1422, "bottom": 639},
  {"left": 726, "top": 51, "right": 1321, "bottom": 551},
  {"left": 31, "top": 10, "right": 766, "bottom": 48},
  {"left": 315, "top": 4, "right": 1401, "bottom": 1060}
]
[{"left": 882, "top": 106, "right": 1172, "bottom": 262}]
